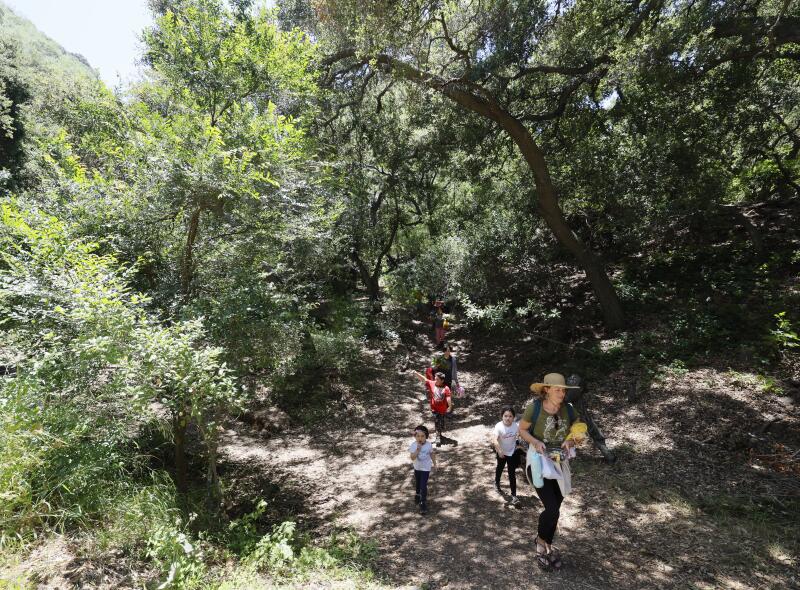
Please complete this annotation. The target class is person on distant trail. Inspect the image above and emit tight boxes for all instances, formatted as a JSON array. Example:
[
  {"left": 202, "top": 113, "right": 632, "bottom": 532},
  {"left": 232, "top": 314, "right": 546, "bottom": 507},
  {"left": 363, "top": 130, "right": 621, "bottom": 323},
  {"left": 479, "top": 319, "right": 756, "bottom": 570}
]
[
  {"left": 432, "top": 342, "right": 459, "bottom": 393},
  {"left": 493, "top": 405, "right": 521, "bottom": 505},
  {"left": 409, "top": 424, "right": 436, "bottom": 514},
  {"left": 411, "top": 370, "right": 453, "bottom": 446},
  {"left": 433, "top": 305, "right": 447, "bottom": 345},
  {"left": 518, "top": 372, "right": 581, "bottom": 571}
]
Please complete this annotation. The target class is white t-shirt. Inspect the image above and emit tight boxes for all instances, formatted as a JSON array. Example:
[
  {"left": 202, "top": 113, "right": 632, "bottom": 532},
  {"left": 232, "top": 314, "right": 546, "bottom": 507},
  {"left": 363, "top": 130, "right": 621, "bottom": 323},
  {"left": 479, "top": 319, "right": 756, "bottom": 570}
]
[
  {"left": 409, "top": 441, "right": 434, "bottom": 471},
  {"left": 494, "top": 421, "right": 519, "bottom": 457}
]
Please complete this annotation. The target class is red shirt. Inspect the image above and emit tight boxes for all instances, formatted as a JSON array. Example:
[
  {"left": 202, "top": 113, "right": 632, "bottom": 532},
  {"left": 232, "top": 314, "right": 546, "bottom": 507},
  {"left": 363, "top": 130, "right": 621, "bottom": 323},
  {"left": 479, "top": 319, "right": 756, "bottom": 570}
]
[{"left": 425, "top": 380, "right": 451, "bottom": 414}]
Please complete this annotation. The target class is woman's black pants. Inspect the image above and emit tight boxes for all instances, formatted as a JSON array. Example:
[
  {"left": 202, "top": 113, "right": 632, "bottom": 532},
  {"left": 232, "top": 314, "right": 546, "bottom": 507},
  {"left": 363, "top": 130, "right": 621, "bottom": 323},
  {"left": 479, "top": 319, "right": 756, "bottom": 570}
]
[
  {"left": 534, "top": 478, "right": 564, "bottom": 544},
  {"left": 495, "top": 452, "right": 518, "bottom": 496}
]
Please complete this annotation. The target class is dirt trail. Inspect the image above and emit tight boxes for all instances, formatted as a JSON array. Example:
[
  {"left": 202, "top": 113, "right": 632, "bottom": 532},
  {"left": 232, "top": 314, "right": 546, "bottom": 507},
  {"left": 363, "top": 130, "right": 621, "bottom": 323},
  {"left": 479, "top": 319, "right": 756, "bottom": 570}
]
[
  {"left": 221, "top": 318, "right": 611, "bottom": 589},
  {"left": 220, "top": 317, "right": 799, "bottom": 590}
]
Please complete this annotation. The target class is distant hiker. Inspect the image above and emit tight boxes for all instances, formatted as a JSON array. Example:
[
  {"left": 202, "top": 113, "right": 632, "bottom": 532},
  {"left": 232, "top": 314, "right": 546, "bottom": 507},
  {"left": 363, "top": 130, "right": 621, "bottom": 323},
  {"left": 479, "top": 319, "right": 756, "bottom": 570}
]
[
  {"left": 428, "top": 297, "right": 440, "bottom": 326},
  {"left": 493, "top": 405, "right": 521, "bottom": 505},
  {"left": 433, "top": 342, "right": 460, "bottom": 393},
  {"left": 412, "top": 370, "right": 453, "bottom": 447},
  {"left": 518, "top": 373, "right": 582, "bottom": 571},
  {"left": 433, "top": 306, "right": 447, "bottom": 345},
  {"left": 409, "top": 424, "right": 436, "bottom": 514}
]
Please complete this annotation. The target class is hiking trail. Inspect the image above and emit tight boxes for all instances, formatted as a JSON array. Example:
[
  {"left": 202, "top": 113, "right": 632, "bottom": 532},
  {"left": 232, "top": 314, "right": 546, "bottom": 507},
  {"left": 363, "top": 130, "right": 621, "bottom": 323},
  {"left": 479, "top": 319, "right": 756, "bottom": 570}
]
[{"left": 220, "top": 315, "right": 798, "bottom": 590}]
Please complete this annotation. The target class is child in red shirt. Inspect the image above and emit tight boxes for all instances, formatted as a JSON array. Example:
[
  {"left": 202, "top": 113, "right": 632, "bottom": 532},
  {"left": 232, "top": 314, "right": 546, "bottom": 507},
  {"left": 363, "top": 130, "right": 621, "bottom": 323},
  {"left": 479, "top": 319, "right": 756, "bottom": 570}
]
[{"left": 412, "top": 370, "right": 453, "bottom": 446}]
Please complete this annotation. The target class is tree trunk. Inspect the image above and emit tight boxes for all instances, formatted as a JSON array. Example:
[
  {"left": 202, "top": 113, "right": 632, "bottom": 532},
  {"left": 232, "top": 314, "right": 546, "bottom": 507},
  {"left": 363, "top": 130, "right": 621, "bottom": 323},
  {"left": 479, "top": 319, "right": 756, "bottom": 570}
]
[
  {"left": 366, "top": 273, "right": 381, "bottom": 301},
  {"left": 180, "top": 206, "right": 202, "bottom": 299},
  {"left": 204, "top": 420, "right": 222, "bottom": 512},
  {"left": 350, "top": 201, "right": 400, "bottom": 302},
  {"left": 206, "top": 444, "right": 221, "bottom": 510},
  {"left": 353, "top": 254, "right": 381, "bottom": 300},
  {"left": 721, "top": 205, "right": 765, "bottom": 260},
  {"left": 324, "top": 51, "right": 626, "bottom": 329},
  {"left": 500, "top": 116, "right": 625, "bottom": 330},
  {"left": 173, "top": 413, "right": 188, "bottom": 496}
]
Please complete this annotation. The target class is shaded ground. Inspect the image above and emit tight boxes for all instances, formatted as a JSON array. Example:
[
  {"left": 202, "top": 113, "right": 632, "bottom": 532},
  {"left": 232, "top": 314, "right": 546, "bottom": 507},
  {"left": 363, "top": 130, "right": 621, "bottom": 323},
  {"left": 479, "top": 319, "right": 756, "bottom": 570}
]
[
  {"left": 4, "top": 313, "right": 796, "bottom": 589},
  {"left": 219, "top": 315, "right": 800, "bottom": 590}
]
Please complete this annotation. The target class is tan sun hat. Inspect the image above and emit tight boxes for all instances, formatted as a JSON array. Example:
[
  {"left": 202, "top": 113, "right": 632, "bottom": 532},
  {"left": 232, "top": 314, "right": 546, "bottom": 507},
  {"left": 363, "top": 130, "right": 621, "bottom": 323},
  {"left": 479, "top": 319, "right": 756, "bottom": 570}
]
[{"left": 529, "top": 373, "right": 580, "bottom": 394}]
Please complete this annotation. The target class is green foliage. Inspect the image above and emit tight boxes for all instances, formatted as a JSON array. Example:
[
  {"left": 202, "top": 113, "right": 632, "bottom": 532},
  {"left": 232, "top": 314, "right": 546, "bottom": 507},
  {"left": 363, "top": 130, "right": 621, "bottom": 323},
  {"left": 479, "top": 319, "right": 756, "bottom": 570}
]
[
  {"left": 2, "top": 0, "right": 799, "bottom": 585},
  {"left": 143, "top": 0, "right": 317, "bottom": 122},
  {"left": 0, "top": 201, "right": 240, "bottom": 534},
  {"left": 147, "top": 513, "right": 208, "bottom": 590},
  {"left": 225, "top": 499, "right": 268, "bottom": 556},
  {"left": 240, "top": 520, "right": 377, "bottom": 581},
  {"left": 385, "top": 234, "right": 470, "bottom": 303},
  {"left": 271, "top": 322, "right": 363, "bottom": 419},
  {"left": 0, "top": 41, "right": 30, "bottom": 186},
  {"left": 246, "top": 520, "right": 297, "bottom": 570},
  {"left": 459, "top": 296, "right": 513, "bottom": 332},
  {"left": 97, "top": 473, "right": 182, "bottom": 554},
  {"left": 771, "top": 312, "right": 800, "bottom": 350}
]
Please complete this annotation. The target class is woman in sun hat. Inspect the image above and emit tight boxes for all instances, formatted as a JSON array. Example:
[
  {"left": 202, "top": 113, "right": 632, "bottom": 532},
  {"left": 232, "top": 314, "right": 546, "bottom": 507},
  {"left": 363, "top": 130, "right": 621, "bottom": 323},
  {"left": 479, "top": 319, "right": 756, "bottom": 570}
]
[{"left": 519, "top": 372, "right": 582, "bottom": 571}]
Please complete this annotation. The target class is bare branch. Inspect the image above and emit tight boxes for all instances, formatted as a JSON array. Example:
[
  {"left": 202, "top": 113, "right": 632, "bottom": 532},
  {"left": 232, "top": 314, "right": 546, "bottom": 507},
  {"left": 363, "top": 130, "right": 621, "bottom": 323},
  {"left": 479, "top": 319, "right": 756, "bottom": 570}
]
[
  {"left": 437, "top": 14, "right": 471, "bottom": 66},
  {"left": 321, "top": 69, "right": 375, "bottom": 127},
  {"left": 375, "top": 80, "right": 395, "bottom": 113},
  {"left": 511, "top": 55, "right": 612, "bottom": 80},
  {"left": 520, "top": 74, "right": 598, "bottom": 122}
]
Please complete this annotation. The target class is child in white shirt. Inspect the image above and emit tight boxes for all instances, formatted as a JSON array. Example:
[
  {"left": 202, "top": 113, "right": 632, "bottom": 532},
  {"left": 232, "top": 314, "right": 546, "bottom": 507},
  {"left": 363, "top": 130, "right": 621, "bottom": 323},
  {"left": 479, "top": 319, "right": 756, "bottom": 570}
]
[
  {"left": 493, "top": 405, "right": 521, "bottom": 504},
  {"left": 409, "top": 424, "right": 436, "bottom": 514}
]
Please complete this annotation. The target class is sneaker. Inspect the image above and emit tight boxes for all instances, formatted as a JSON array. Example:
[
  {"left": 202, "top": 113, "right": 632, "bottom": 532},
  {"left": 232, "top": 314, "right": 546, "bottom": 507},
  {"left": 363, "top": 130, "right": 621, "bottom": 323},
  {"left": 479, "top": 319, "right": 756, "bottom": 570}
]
[
  {"left": 414, "top": 493, "right": 421, "bottom": 505},
  {"left": 420, "top": 502, "right": 428, "bottom": 514},
  {"left": 510, "top": 495, "right": 520, "bottom": 506}
]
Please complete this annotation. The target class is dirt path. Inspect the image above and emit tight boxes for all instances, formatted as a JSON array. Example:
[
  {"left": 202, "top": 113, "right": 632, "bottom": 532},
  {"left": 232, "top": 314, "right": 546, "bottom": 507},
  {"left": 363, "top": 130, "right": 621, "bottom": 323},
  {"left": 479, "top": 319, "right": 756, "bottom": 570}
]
[{"left": 220, "top": 318, "right": 799, "bottom": 590}]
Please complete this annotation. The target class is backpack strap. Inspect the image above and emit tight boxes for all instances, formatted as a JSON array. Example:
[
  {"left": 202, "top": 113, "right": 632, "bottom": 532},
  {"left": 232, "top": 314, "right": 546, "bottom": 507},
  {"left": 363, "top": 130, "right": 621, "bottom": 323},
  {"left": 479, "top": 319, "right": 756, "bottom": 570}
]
[
  {"left": 565, "top": 402, "right": 576, "bottom": 424},
  {"left": 528, "top": 399, "right": 542, "bottom": 435}
]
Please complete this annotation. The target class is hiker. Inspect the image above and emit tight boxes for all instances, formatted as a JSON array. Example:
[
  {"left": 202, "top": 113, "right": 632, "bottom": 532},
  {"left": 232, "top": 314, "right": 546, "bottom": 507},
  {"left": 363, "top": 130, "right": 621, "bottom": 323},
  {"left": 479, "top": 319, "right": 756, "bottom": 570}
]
[
  {"left": 518, "top": 373, "right": 581, "bottom": 571},
  {"left": 434, "top": 342, "right": 459, "bottom": 392},
  {"left": 493, "top": 405, "right": 521, "bottom": 505},
  {"left": 433, "top": 306, "right": 447, "bottom": 345},
  {"left": 409, "top": 424, "right": 436, "bottom": 514},
  {"left": 428, "top": 297, "right": 440, "bottom": 327},
  {"left": 411, "top": 369, "right": 453, "bottom": 446}
]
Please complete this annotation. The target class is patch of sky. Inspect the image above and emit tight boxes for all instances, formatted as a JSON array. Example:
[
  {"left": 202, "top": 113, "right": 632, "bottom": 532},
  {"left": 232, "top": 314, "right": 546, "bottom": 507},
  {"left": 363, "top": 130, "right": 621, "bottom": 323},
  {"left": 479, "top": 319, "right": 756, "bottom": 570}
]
[
  {"left": 475, "top": 36, "right": 496, "bottom": 62},
  {"left": 600, "top": 90, "right": 619, "bottom": 110},
  {"left": 6, "top": 0, "right": 152, "bottom": 87}
]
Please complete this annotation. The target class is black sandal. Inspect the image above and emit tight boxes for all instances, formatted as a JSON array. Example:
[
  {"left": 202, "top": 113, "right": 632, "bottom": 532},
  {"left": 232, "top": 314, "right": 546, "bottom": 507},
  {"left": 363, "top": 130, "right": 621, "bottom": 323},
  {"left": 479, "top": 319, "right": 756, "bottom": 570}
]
[
  {"left": 535, "top": 537, "right": 551, "bottom": 571},
  {"left": 548, "top": 547, "right": 563, "bottom": 571}
]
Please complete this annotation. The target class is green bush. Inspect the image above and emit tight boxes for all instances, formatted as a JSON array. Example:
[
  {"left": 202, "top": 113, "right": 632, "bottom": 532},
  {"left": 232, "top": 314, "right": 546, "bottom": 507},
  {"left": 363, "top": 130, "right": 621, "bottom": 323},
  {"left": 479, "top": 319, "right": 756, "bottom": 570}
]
[
  {"left": 459, "top": 296, "right": 513, "bottom": 332},
  {"left": 0, "top": 201, "right": 239, "bottom": 539},
  {"left": 146, "top": 513, "right": 208, "bottom": 590},
  {"left": 771, "top": 312, "right": 800, "bottom": 350}
]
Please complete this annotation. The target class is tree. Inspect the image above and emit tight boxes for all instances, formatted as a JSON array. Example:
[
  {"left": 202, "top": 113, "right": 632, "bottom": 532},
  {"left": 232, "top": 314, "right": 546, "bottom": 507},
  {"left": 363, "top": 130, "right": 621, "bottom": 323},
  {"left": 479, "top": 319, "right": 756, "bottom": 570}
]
[
  {"left": 315, "top": 0, "right": 634, "bottom": 329},
  {"left": 322, "top": 80, "right": 453, "bottom": 301},
  {"left": 141, "top": 0, "right": 316, "bottom": 300},
  {"left": 314, "top": 0, "right": 800, "bottom": 330},
  {"left": 0, "top": 41, "right": 31, "bottom": 187}
]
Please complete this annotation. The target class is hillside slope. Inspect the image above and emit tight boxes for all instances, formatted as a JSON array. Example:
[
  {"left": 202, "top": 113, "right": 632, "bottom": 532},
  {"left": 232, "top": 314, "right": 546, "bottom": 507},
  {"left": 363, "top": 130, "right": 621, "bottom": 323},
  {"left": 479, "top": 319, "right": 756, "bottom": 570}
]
[{"left": 0, "top": 1, "right": 98, "bottom": 82}]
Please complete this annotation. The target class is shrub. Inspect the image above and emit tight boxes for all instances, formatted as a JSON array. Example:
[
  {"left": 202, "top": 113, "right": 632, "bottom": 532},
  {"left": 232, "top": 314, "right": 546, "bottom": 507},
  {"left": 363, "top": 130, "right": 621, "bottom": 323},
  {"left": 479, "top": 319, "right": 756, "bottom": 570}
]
[{"left": 0, "top": 201, "right": 240, "bottom": 540}]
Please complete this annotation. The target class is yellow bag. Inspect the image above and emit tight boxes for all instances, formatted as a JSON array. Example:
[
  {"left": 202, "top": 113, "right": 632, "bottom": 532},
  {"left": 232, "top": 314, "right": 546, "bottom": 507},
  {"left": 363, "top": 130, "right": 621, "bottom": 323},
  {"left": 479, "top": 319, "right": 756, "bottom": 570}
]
[
  {"left": 443, "top": 319, "right": 450, "bottom": 329},
  {"left": 565, "top": 422, "right": 588, "bottom": 443}
]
